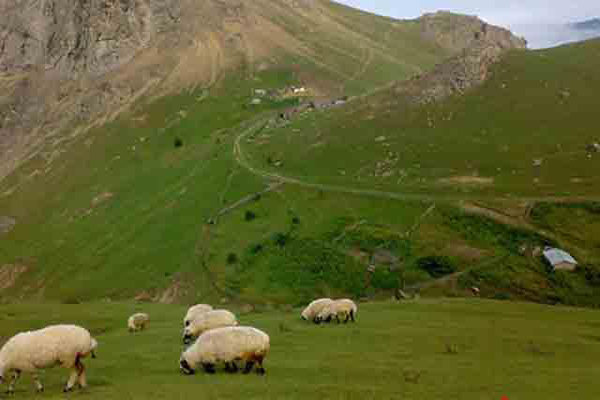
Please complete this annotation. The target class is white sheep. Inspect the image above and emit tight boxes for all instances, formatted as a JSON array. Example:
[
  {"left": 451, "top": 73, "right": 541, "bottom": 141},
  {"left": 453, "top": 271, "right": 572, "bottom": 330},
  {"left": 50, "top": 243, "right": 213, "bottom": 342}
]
[
  {"left": 183, "top": 304, "right": 213, "bottom": 328},
  {"left": 316, "top": 299, "right": 358, "bottom": 324},
  {"left": 128, "top": 313, "right": 150, "bottom": 333},
  {"left": 180, "top": 326, "right": 269, "bottom": 375},
  {"left": 0, "top": 325, "right": 98, "bottom": 394},
  {"left": 183, "top": 310, "right": 238, "bottom": 345},
  {"left": 300, "top": 298, "right": 333, "bottom": 323}
]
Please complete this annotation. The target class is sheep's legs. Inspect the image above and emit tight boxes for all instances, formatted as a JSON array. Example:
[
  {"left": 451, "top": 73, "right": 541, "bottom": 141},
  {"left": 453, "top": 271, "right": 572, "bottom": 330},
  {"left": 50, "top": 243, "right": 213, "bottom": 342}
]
[
  {"left": 350, "top": 310, "right": 356, "bottom": 322},
  {"left": 33, "top": 373, "right": 43, "bottom": 393},
  {"left": 201, "top": 363, "right": 216, "bottom": 374},
  {"left": 256, "top": 357, "right": 266, "bottom": 375},
  {"left": 7, "top": 370, "right": 20, "bottom": 394},
  {"left": 243, "top": 361, "right": 255, "bottom": 374},
  {"left": 64, "top": 358, "right": 86, "bottom": 392},
  {"left": 225, "top": 362, "right": 238, "bottom": 373},
  {"left": 64, "top": 369, "right": 79, "bottom": 392},
  {"left": 77, "top": 363, "right": 87, "bottom": 389}
]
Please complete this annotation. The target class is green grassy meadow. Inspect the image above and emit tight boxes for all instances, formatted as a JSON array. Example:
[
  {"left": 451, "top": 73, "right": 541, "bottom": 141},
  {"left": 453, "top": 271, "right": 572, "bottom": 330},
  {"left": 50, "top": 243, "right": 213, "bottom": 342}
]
[
  {"left": 1, "top": 299, "right": 599, "bottom": 399},
  {"left": 246, "top": 39, "right": 600, "bottom": 197}
]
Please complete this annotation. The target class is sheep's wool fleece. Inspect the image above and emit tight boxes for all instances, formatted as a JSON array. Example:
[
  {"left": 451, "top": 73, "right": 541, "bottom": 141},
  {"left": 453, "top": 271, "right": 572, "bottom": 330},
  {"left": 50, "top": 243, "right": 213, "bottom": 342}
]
[
  {"left": 319, "top": 299, "right": 357, "bottom": 319},
  {"left": 0, "top": 325, "right": 95, "bottom": 373},
  {"left": 186, "top": 310, "right": 237, "bottom": 337},
  {"left": 301, "top": 298, "right": 333, "bottom": 320},
  {"left": 128, "top": 313, "right": 149, "bottom": 328},
  {"left": 184, "top": 304, "right": 213, "bottom": 325},
  {"left": 184, "top": 327, "right": 269, "bottom": 365}
]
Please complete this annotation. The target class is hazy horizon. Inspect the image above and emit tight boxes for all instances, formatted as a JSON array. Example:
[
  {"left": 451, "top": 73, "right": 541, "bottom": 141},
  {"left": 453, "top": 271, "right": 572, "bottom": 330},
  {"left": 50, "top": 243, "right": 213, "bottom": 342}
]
[{"left": 336, "top": 1, "right": 600, "bottom": 49}]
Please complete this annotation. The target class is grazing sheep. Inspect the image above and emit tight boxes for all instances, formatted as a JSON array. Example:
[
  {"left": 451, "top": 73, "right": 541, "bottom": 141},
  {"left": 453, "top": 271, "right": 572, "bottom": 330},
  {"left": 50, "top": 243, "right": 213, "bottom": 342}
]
[
  {"left": 0, "top": 325, "right": 98, "bottom": 394},
  {"left": 300, "top": 298, "right": 333, "bottom": 323},
  {"left": 316, "top": 299, "right": 358, "bottom": 324},
  {"left": 183, "top": 304, "right": 213, "bottom": 328},
  {"left": 128, "top": 313, "right": 150, "bottom": 333},
  {"left": 180, "top": 326, "right": 269, "bottom": 375},
  {"left": 183, "top": 310, "right": 238, "bottom": 345}
]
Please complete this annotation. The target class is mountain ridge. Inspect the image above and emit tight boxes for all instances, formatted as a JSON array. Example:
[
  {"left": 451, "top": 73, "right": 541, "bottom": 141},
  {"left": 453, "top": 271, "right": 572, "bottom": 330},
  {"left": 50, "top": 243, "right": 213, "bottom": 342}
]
[{"left": 0, "top": 1, "right": 525, "bottom": 183}]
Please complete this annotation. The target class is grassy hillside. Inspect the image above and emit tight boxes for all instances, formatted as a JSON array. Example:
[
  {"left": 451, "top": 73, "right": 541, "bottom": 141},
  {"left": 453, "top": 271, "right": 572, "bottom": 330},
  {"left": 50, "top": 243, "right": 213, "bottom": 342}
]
[
  {"left": 0, "top": 8, "right": 595, "bottom": 307},
  {"left": 0, "top": 299, "right": 599, "bottom": 399},
  {"left": 234, "top": 39, "right": 600, "bottom": 305},
  {"left": 246, "top": 39, "right": 600, "bottom": 197}
]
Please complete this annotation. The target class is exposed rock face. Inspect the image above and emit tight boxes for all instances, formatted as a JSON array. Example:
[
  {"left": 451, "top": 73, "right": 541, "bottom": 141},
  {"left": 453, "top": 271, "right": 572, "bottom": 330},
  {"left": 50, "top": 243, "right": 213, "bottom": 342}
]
[
  {"left": 0, "top": 0, "right": 181, "bottom": 77},
  {"left": 398, "top": 12, "right": 527, "bottom": 104},
  {"left": 419, "top": 11, "right": 527, "bottom": 53}
]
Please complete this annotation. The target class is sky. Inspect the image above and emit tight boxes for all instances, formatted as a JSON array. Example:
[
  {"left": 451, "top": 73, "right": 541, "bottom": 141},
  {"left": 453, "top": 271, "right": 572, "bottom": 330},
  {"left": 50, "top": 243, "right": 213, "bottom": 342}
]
[{"left": 336, "top": 1, "right": 600, "bottom": 48}]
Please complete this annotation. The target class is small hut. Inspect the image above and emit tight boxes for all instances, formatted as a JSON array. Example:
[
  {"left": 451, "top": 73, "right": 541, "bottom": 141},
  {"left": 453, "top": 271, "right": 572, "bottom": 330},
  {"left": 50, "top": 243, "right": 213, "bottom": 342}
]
[{"left": 543, "top": 247, "right": 578, "bottom": 271}]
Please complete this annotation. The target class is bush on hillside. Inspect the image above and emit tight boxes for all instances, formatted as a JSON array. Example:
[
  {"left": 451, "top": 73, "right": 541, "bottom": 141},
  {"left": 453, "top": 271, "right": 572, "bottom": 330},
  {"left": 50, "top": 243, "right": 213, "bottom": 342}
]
[
  {"left": 227, "top": 253, "right": 239, "bottom": 265},
  {"left": 371, "top": 267, "right": 401, "bottom": 290},
  {"left": 416, "top": 256, "right": 457, "bottom": 278},
  {"left": 174, "top": 137, "right": 183, "bottom": 148},
  {"left": 578, "top": 264, "right": 600, "bottom": 286},
  {"left": 245, "top": 210, "right": 257, "bottom": 221},
  {"left": 272, "top": 232, "right": 289, "bottom": 247}
]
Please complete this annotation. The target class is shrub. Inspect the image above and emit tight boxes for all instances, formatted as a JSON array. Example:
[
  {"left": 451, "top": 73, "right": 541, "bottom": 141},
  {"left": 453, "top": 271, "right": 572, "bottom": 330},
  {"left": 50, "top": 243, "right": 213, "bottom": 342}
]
[
  {"left": 371, "top": 267, "right": 401, "bottom": 290},
  {"left": 245, "top": 210, "right": 257, "bottom": 221},
  {"left": 272, "top": 232, "right": 289, "bottom": 247},
  {"left": 493, "top": 292, "right": 511, "bottom": 301},
  {"left": 292, "top": 216, "right": 301, "bottom": 225},
  {"left": 174, "top": 137, "right": 183, "bottom": 148},
  {"left": 416, "top": 256, "right": 457, "bottom": 278},
  {"left": 250, "top": 244, "right": 263, "bottom": 254},
  {"left": 227, "top": 253, "right": 239, "bottom": 265},
  {"left": 579, "top": 264, "right": 600, "bottom": 286}
]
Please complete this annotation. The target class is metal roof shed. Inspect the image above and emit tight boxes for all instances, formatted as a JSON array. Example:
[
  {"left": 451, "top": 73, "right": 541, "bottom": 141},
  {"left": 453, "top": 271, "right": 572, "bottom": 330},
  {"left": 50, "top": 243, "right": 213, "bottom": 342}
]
[{"left": 543, "top": 247, "right": 578, "bottom": 271}]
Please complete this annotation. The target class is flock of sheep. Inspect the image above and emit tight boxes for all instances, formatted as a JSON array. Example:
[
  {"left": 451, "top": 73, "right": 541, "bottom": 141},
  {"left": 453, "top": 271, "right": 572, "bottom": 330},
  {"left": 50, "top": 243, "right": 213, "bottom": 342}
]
[{"left": 0, "top": 297, "right": 356, "bottom": 394}]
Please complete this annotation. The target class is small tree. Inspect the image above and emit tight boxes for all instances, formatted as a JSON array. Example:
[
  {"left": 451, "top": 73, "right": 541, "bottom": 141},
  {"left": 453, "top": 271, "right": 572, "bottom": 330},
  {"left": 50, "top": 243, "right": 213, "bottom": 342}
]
[
  {"left": 174, "top": 137, "right": 184, "bottom": 148},
  {"left": 245, "top": 210, "right": 257, "bottom": 221}
]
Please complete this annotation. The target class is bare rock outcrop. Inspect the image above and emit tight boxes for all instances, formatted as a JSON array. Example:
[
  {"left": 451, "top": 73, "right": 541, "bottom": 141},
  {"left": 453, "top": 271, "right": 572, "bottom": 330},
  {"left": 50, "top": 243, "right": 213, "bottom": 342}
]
[{"left": 397, "top": 12, "right": 527, "bottom": 103}]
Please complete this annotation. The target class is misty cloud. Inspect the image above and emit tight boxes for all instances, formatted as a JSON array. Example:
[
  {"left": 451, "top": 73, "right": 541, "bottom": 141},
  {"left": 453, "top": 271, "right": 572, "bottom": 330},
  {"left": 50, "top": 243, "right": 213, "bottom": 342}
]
[
  {"left": 337, "top": 0, "right": 600, "bottom": 48},
  {"left": 511, "top": 23, "right": 600, "bottom": 49}
]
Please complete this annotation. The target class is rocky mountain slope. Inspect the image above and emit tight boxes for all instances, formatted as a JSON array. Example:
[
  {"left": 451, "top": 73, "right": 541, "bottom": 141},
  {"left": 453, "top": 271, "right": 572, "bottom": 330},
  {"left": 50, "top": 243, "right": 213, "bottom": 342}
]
[{"left": 1, "top": 1, "right": 525, "bottom": 183}]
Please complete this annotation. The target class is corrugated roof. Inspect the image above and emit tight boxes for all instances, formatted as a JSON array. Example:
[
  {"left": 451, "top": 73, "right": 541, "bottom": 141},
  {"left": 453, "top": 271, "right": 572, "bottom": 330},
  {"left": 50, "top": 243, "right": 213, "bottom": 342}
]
[{"left": 543, "top": 247, "right": 578, "bottom": 267}]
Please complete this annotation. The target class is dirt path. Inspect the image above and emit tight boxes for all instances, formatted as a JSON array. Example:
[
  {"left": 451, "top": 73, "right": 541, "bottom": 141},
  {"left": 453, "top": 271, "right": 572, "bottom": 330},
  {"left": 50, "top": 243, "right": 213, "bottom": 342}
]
[
  {"left": 458, "top": 201, "right": 562, "bottom": 243},
  {"left": 234, "top": 118, "right": 600, "bottom": 206},
  {"left": 211, "top": 182, "right": 284, "bottom": 223}
]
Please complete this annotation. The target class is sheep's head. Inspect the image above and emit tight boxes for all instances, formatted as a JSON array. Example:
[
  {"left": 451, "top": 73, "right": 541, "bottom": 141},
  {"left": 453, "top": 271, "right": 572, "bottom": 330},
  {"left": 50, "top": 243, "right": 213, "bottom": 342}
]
[
  {"left": 182, "top": 327, "right": 195, "bottom": 345},
  {"left": 179, "top": 356, "right": 195, "bottom": 375},
  {"left": 300, "top": 309, "right": 309, "bottom": 321}
]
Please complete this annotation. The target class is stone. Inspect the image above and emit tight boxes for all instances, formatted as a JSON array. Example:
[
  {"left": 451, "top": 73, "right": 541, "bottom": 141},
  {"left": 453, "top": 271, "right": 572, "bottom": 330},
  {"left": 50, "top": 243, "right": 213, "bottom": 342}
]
[{"left": 0, "top": 216, "right": 16, "bottom": 235}]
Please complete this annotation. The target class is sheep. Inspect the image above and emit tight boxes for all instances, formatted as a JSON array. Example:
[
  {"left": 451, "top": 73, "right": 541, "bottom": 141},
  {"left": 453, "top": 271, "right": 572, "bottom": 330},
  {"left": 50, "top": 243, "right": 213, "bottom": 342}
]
[
  {"left": 0, "top": 325, "right": 98, "bottom": 394},
  {"left": 182, "top": 309, "right": 238, "bottom": 345},
  {"left": 180, "top": 326, "right": 269, "bottom": 375},
  {"left": 183, "top": 304, "right": 213, "bottom": 328},
  {"left": 300, "top": 298, "right": 333, "bottom": 323},
  {"left": 315, "top": 299, "right": 358, "bottom": 324},
  {"left": 128, "top": 313, "right": 150, "bottom": 333}
]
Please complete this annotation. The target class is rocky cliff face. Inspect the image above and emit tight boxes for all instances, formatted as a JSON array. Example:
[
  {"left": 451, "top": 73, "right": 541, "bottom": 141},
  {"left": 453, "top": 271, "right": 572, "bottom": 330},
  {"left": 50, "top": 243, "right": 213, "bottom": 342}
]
[
  {"left": 396, "top": 12, "right": 527, "bottom": 104},
  {"left": 419, "top": 11, "right": 527, "bottom": 53},
  {"left": 0, "top": 0, "right": 181, "bottom": 77}
]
